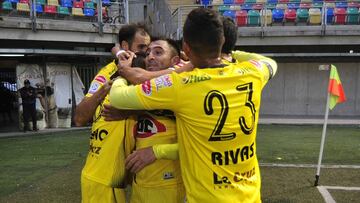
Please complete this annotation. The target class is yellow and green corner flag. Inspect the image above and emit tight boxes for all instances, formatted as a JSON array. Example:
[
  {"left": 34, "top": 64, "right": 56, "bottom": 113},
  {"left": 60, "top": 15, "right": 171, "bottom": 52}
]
[{"left": 328, "top": 65, "right": 346, "bottom": 110}]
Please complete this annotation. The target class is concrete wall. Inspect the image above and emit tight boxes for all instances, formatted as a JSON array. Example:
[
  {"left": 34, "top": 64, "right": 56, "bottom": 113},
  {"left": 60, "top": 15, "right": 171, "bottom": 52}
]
[
  {"left": 129, "top": 0, "right": 147, "bottom": 23},
  {"left": 261, "top": 63, "right": 360, "bottom": 117}
]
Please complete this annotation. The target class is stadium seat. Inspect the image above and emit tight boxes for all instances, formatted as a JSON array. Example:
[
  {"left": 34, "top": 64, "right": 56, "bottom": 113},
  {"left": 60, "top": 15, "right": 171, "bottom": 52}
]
[
  {"left": 218, "top": 5, "right": 230, "bottom": 14},
  {"left": 312, "top": 2, "right": 323, "bottom": 9},
  {"left": 9, "top": 0, "right": 19, "bottom": 3},
  {"left": 309, "top": 8, "right": 321, "bottom": 25},
  {"left": 212, "top": 0, "right": 223, "bottom": 4},
  {"left": 300, "top": 0, "right": 312, "bottom": 3},
  {"left": 61, "top": 0, "right": 72, "bottom": 7},
  {"left": 252, "top": 3, "right": 264, "bottom": 10},
  {"left": 278, "top": 0, "right": 289, "bottom": 3},
  {"left": 261, "top": 9, "right": 272, "bottom": 25},
  {"left": 73, "top": 1, "right": 83, "bottom": 8},
  {"left": 334, "top": 8, "right": 346, "bottom": 24},
  {"left": 267, "top": 0, "right": 278, "bottom": 4},
  {"left": 223, "top": 0, "right": 234, "bottom": 4},
  {"left": 346, "top": 7, "right": 359, "bottom": 24},
  {"left": 266, "top": 3, "right": 276, "bottom": 9},
  {"left": 2, "top": 1, "right": 13, "bottom": 10},
  {"left": 287, "top": 3, "right": 299, "bottom": 9},
  {"left": 256, "top": 0, "right": 266, "bottom": 4},
  {"left": 347, "top": 2, "right": 359, "bottom": 8},
  {"left": 335, "top": 2, "right": 347, "bottom": 8},
  {"left": 289, "top": 0, "right": 300, "bottom": 3},
  {"left": 44, "top": 5, "right": 56, "bottom": 14},
  {"left": 313, "top": 0, "right": 323, "bottom": 2},
  {"left": 36, "top": 0, "right": 45, "bottom": 5},
  {"left": 47, "top": 0, "right": 59, "bottom": 6},
  {"left": 236, "top": 10, "right": 247, "bottom": 26},
  {"left": 84, "top": 8, "right": 94, "bottom": 16},
  {"left": 272, "top": 9, "right": 284, "bottom": 23},
  {"left": 234, "top": 0, "right": 245, "bottom": 4},
  {"left": 276, "top": 3, "right": 287, "bottom": 10},
  {"left": 35, "top": 4, "right": 43, "bottom": 13},
  {"left": 284, "top": 9, "right": 297, "bottom": 23},
  {"left": 84, "top": 2, "right": 94, "bottom": 9},
  {"left": 247, "top": 10, "right": 260, "bottom": 26},
  {"left": 72, "top": 7, "right": 83, "bottom": 16},
  {"left": 242, "top": 4, "right": 253, "bottom": 11},
  {"left": 325, "top": 2, "right": 335, "bottom": 8},
  {"left": 296, "top": 8, "right": 309, "bottom": 23},
  {"left": 245, "top": 0, "right": 256, "bottom": 3},
  {"left": 19, "top": 0, "right": 29, "bottom": 4},
  {"left": 58, "top": 6, "right": 70, "bottom": 15},
  {"left": 223, "top": 10, "right": 236, "bottom": 20},
  {"left": 300, "top": 3, "right": 311, "bottom": 9},
  {"left": 102, "top": 0, "right": 111, "bottom": 6},
  {"left": 326, "top": 8, "right": 334, "bottom": 24},
  {"left": 16, "top": 2, "right": 30, "bottom": 12},
  {"left": 230, "top": 5, "right": 241, "bottom": 10}
]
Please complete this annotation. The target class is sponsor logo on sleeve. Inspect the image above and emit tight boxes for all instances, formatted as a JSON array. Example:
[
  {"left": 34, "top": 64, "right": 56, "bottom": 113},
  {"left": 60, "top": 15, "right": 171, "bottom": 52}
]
[
  {"left": 88, "top": 81, "right": 101, "bottom": 94},
  {"left": 141, "top": 80, "right": 152, "bottom": 95},
  {"left": 249, "top": 60, "right": 262, "bottom": 69},
  {"left": 154, "top": 75, "right": 173, "bottom": 91},
  {"left": 94, "top": 75, "right": 107, "bottom": 84}
]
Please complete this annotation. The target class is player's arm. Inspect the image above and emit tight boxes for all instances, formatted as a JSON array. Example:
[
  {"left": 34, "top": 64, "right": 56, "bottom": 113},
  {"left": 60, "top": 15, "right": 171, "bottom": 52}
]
[
  {"left": 125, "top": 143, "right": 179, "bottom": 173},
  {"left": 119, "top": 67, "right": 173, "bottom": 85},
  {"left": 73, "top": 81, "right": 112, "bottom": 126},
  {"left": 232, "top": 51, "right": 277, "bottom": 81}
]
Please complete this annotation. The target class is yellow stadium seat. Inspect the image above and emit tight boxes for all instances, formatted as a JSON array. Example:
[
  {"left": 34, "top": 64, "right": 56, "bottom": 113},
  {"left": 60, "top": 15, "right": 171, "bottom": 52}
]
[
  {"left": 261, "top": 9, "right": 272, "bottom": 25},
  {"left": 300, "top": 0, "right": 312, "bottom": 3},
  {"left": 309, "top": 8, "right": 321, "bottom": 25},
  {"left": 47, "top": 0, "right": 59, "bottom": 6},
  {"left": 72, "top": 7, "right": 84, "bottom": 16},
  {"left": 325, "top": 2, "right": 335, "bottom": 8},
  {"left": 16, "top": 2, "right": 30, "bottom": 12},
  {"left": 256, "top": 0, "right": 266, "bottom": 4}
]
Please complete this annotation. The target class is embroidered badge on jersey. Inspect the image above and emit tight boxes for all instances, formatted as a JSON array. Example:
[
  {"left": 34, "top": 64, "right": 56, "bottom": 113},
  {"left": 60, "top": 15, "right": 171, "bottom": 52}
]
[
  {"left": 95, "top": 75, "right": 107, "bottom": 84},
  {"left": 154, "top": 75, "right": 172, "bottom": 91},
  {"left": 88, "top": 81, "right": 101, "bottom": 94},
  {"left": 141, "top": 80, "right": 152, "bottom": 95},
  {"left": 134, "top": 115, "right": 166, "bottom": 138}
]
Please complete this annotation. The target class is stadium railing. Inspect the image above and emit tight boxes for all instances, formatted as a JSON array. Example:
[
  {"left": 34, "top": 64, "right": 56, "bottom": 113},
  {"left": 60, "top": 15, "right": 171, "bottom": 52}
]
[{"left": 0, "top": 0, "right": 129, "bottom": 35}]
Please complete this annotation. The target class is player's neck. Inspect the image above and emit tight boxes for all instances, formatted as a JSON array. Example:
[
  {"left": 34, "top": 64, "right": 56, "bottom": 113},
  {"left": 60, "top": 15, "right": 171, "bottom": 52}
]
[
  {"left": 221, "top": 53, "right": 233, "bottom": 63},
  {"left": 192, "top": 56, "right": 223, "bottom": 69}
]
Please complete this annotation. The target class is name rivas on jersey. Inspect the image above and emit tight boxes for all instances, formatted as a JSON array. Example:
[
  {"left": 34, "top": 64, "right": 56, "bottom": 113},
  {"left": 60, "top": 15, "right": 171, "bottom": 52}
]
[
  {"left": 182, "top": 74, "right": 211, "bottom": 84},
  {"left": 211, "top": 142, "right": 254, "bottom": 166}
]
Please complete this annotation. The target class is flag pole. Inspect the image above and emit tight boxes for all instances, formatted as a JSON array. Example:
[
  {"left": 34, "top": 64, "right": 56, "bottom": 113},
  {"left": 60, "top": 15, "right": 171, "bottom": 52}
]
[{"left": 314, "top": 90, "right": 331, "bottom": 186}]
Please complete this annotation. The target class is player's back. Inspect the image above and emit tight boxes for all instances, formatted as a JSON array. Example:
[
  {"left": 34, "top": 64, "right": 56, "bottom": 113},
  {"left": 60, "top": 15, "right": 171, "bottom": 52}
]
[{"left": 172, "top": 61, "right": 269, "bottom": 202}]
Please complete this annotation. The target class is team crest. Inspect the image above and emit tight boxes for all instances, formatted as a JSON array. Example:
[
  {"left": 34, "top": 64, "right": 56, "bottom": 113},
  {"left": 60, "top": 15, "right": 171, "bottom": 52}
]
[
  {"left": 134, "top": 115, "right": 166, "bottom": 138},
  {"left": 88, "top": 81, "right": 101, "bottom": 94}
]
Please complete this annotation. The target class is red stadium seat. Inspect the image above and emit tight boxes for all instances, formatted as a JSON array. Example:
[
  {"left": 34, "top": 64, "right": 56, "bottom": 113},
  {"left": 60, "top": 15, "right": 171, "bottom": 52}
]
[
  {"left": 19, "top": 0, "right": 29, "bottom": 3},
  {"left": 236, "top": 10, "right": 247, "bottom": 26},
  {"left": 44, "top": 5, "right": 57, "bottom": 14},
  {"left": 234, "top": 0, "right": 245, "bottom": 4},
  {"left": 300, "top": 3, "right": 311, "bottom": 9},
  {"left": 278, "top": 0, "right": 289, "bottom": 3},
  {"left": 334, "top": 7, "right": 346, "bottom": 24},
  {"left": 284, "top": 9, "right": 296, "bottom": 23},
  {"left": 73, "top": 1, "right": 84, "bottom": 8}
]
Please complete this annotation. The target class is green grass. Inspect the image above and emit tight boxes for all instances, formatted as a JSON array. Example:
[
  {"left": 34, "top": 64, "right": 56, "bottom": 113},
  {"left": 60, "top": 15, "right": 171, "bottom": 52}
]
[{"left": 0, "top": 125, "right": 359, "bottom": 202}]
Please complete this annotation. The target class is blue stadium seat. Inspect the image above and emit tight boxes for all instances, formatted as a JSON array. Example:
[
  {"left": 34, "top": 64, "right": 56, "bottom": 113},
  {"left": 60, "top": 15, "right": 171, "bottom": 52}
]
[
  {"left": 272, "top": 9, "right": 284, "bottom": 23},
  {"left": 287, "top": 3, "right": 299, "bottom": 9},
  {"left": 335, "top": 2, "right": 347, "bottom": 8},
  {"left": 223, "top": 0, "right": 234, "bottom": 4},
  {"left": 241, "top": 4, "right": 253, "bottom": 11},
  {"left": 201, "top": 0, "right": 211, "bottom": 6},
  {"left": 2, "top": 1, "right": 13, "bottom": 10},
  {"left": 61, "top": 0, "right": 72, "bottom": 8},
  {"left": 223, "top": 10, "right": 236, "bottom": 20},
  {"left": 267, "top": 0, "right": 277, "bottom": 4},
  {"left": 326, "top": 8, "right": 334, "bottom": 24},
  {"left": 84, "top": 8, "right": 94, "bottom": 16},
  {"left": 102, "top": 0, "right": 111, "bottom": 6},
  {"left": 35, "top": 4, "right": 43, "bottom": 13}
]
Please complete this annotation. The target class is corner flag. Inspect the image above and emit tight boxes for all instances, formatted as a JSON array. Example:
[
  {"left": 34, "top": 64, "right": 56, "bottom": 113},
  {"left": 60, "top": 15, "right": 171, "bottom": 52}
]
[{"left": 328, "top": 65, "right": 346, "bottom": 110}]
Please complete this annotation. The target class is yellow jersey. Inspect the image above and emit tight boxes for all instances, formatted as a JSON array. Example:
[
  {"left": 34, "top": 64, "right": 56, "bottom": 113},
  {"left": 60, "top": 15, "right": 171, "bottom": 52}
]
[
  {"left": 82, "top": 61, "right": 135, "bottom": 187},
  {"left": 110, "top": 53, "right": 277, "bottom": 202},
  {"left": 132, "top": 111, "right": 182, "bottom": 187}
]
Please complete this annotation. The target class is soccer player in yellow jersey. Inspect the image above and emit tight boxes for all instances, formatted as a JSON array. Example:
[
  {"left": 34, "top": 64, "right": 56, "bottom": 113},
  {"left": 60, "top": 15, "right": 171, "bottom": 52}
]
[
  {"left": 114, "top": 39, "right": 185, "bottom": 203},
  {"left": 75, "top": 23, "right": 151, "bottom": 203},
  {"left": 109, "top": 8, "right": 277, "bottom": 203}
]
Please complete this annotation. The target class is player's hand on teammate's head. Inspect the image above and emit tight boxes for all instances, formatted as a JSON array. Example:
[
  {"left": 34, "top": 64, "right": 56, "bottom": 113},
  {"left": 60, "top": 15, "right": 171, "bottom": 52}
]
[
  {"left": 125, "top": 147, "right": 156, "bottom": 173},
  {"left": 117, "top": 51, "right": 135, "bottom": 69}
]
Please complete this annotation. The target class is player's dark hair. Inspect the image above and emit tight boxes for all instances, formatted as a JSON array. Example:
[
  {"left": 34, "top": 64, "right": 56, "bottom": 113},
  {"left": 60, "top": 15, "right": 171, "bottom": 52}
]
[
  {"left": 118, "top": 23, "right": 149, "bottom": 48},
  {"left": 183, "top": 8, "right": 224, "bottom": 58},
  {"left": 131, "top": 51, "right": 146, "bottom": 69},
  {"left": 222, "top": 16, "right": 237, "bottom": 54},
  {"left": 150, "top": 36, "right": 180, "bottom": 58}
]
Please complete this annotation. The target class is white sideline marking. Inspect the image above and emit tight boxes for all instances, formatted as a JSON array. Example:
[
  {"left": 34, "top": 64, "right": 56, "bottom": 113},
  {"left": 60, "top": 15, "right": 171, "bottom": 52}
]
[
  {"left": 325, "top": 186, "right": 360, "bottom": 191},
  {"left": 317, "top": 186, "right": 336, "bottom": 203},
  {"left": 260, "top": 163, "right": 360, "bottom": 169}
]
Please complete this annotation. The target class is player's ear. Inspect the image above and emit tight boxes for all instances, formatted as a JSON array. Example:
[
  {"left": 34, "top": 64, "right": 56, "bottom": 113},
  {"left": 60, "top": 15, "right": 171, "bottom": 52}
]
[
  {"left": 120, "top": 40, "right": 129, "bottom": 51},
  {"left": 171, "top": 56, "right": 180, "bottom": 66}
]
